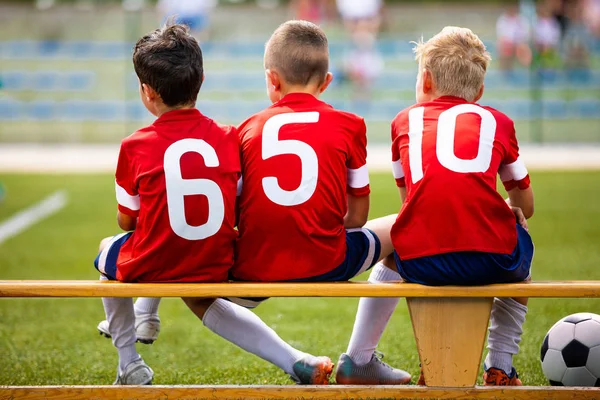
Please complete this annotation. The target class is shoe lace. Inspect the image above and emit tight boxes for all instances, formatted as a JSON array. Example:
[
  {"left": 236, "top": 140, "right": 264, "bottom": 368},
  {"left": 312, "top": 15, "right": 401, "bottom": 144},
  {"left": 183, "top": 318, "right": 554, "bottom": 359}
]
[{"left": 373, "top": 351, "right": 394, "bottom": 371}]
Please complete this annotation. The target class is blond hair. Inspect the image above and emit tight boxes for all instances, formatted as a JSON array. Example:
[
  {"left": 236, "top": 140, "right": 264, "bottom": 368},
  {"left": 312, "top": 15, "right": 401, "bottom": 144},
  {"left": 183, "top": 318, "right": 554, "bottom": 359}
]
[
  {"left": 413, "top": 27, "right": 491, "bottom": 102},
  {"left": 265, "top": 20, "right": 329, "bottom": 86}
]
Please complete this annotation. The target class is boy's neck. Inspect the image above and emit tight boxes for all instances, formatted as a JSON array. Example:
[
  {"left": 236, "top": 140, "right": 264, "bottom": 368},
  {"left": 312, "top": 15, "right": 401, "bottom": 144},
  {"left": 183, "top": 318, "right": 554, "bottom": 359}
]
[
  {"left": 280, "top": 84, "right": 322, "bottom": 100},
  {"left": 154, "top": 102, "right": 195, "bottom": 118}
]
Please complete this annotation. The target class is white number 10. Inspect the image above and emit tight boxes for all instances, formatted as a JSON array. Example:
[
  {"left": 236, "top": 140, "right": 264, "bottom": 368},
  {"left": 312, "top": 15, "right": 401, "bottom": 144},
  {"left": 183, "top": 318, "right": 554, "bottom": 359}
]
[{"left": 408, "top": 104, "right": 497, "bottom": 184}]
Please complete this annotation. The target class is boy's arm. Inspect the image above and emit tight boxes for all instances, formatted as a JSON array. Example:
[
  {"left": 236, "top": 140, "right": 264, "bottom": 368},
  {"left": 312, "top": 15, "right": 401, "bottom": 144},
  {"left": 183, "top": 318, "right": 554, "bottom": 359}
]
[
  {"left": 115, "top": 143, "right": 140, "bottom": 231},
  {"left": 507, "top": 186, "right": 534, "bottom": 219},
  {"left": 398, "top": 186, "right": 407, "bottom": 204},
  {"left": 500, "top": 121, "right": 534, "bottom": 219},
  {"left": 344, "top": 194, "right": 369, "bottom": 228},
  {"left": 345, "top": 118, "right": 371, "bottom": 228},
  {"left": 117, "top": 211, "right": 137, "bottom": 231}
]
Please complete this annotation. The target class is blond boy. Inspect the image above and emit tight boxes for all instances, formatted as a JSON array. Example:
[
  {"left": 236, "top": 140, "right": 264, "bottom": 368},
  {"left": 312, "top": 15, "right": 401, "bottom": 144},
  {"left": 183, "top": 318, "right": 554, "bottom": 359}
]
[{"left": 339, "top": 27, "right": 534, "bottom": 386}]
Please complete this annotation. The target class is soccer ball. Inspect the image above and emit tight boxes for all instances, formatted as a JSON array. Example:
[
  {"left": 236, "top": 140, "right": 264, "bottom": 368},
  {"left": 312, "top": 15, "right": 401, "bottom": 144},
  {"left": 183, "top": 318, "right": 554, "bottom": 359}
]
[{"left": 540, "top": 313, "right": 600, "bottom": 386}]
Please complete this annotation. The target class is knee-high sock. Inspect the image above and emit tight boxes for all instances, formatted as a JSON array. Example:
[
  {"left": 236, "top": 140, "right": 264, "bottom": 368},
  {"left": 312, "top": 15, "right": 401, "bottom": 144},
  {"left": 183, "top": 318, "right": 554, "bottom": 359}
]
[
  {"left": 485, "top": 297, "right": 528, "bottom": 374},
  {"left": 100, "top": 276, "right": 139, "bottom": 371},
  {"left": 202, "top": 298, "right": 307, "bottom": 376},
  {"left": 346, "top": 263, "right": 402, "bottom": 365},
  {"left": 134, "top": 297, "right": 161, "bottom": 316}
]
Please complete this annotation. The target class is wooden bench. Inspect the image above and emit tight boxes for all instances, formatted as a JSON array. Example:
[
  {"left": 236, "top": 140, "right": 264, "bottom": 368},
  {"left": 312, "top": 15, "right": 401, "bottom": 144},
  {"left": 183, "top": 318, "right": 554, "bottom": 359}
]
[{"left": 1, "top": 280, "right": 600, "bottom": 399}]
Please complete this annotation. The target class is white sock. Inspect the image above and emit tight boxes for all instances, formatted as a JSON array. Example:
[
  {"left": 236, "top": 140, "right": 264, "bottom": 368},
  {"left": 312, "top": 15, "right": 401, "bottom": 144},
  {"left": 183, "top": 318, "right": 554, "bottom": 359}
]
[
  {"left": 202, "top": 298, "right": 307, "bottom": 376},
  {"left": 134, "top": 297, "right": 161, "bottom": 316},
  {"left": 485, "top": 297, "right": 528, "bottom": 375},
  {"left": 346, "top": 263, "right": 402, "bottom": 366},
  {"left": 100, "top": 277, "right": 140, "bottom": 371}
]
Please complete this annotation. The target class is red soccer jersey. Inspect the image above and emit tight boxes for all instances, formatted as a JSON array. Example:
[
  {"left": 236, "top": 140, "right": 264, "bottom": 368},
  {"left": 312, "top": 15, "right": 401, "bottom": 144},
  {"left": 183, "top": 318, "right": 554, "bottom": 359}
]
[
  {"left": 233, "top": 93, "right": 370, "bottom": 281},
  {"left": 391, "top": 96, "right": 530, "bottom": 260},
  {"left": 114, "top": 109, "right": 239, "bottom": 283}
]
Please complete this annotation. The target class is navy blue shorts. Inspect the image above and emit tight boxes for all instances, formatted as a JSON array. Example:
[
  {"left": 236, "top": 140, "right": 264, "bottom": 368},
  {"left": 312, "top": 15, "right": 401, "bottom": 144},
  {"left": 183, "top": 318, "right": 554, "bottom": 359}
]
[
  {"left": 229, "top": 228, "right": 381, "bottom": 308},
  {"left": 394, "top": 224, "right": 533, "bottom": 286},
  {"left": 93, "top": 232, "right": 133, "bottom": 281}
]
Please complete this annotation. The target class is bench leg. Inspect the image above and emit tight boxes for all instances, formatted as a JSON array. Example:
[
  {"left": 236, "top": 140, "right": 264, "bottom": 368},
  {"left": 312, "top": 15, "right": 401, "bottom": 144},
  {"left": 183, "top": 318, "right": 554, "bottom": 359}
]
[{"left": 407, "top": 297, "right": 493, "bottom": 387}]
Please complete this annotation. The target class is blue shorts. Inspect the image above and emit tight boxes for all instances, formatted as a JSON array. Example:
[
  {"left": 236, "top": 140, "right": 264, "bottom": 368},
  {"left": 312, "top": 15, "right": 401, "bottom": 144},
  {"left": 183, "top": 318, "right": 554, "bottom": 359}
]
[
  {"left": 229, "top": 228, "right": 381, "bottom": 308},
  {"left": 93, "top": 232, "right": 133, "bottom": 281},
  {"left": 394, "top": 224, "right": 533, "bottom": 286}
]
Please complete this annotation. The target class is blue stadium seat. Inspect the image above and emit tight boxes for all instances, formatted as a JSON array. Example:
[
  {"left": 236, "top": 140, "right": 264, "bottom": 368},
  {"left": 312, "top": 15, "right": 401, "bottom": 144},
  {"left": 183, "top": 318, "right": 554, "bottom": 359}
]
[
  {"left": 63, "top": 41, "right": 94, "bottom": 58},
  {"left": 1, "top": 72, "right": 28, "bottom": 91},
  {"left": 37, "top": 40, "right": 62, "bottom": 58},
  {"left": 62, "top": 71, "right": 95, "bottom": 91},
  {"left": 570, "top": 99, "right": 600, "bottom": 118},
  {"left": 542, "top": 99, "right": 567, "bottom": 119},
  {"left": 0, "top": 98, "right": 24, "bottom": 120},
  {"left": 27, "top": 100, "right": 56, "bottom": 120},
  {"left": 126, "top": 101, "right": 151, "bottom": 121},
  {"left": 32, "top": 71, "right": 60, "bottom": 91},
  {"left": 94, "top": 42, "right": 130, "bottom": 59},
  {"left": 89, "top": 100, "right": 126, "bottom": 121},
  {"left": 59, "top": 100, "right": 92, "bottom": 121}
]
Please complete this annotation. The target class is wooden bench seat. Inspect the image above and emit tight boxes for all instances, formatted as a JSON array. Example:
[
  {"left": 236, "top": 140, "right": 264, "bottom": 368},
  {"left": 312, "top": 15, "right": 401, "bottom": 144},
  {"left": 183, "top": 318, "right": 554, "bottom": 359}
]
[{"left": 1, "top": 280, "right": 599, "bottom": 399}]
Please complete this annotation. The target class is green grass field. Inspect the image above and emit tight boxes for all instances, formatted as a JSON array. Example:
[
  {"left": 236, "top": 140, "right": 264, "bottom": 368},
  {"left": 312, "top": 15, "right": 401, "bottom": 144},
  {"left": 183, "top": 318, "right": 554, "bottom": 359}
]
[{"left": 0, "top": 171, "right": 599, "bottom": 386}]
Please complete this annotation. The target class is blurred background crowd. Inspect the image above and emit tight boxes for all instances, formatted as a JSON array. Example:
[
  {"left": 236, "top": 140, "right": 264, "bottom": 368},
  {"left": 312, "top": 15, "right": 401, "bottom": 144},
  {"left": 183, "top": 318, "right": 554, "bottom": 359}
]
[{"left": 0, "top": 0, "right": 598, "bottom": 144}]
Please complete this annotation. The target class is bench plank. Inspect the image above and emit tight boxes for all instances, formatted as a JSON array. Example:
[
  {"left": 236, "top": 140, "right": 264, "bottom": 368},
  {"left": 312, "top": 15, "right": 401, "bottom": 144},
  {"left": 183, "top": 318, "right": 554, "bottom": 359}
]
[
  {"left": 1, "top": 385, "right": 598, "bottom": 399},
  {"left": 1, "top": 280, "right": 600, "bottom": 298}
]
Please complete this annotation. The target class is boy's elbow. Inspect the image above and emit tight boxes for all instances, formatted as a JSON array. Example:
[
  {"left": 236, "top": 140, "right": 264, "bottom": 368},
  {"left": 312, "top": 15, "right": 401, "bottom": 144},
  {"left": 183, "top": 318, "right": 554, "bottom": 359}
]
[
  {"left": 344, "top": 212, "right": 368, "bottom": 229},
  {"left": 117, "top": 211, "right": 137, "bottom": 231},
  {"left": 355, "top": 214, "right": 369, "bottom": 227},
  {"left": 523, "top": 204, "right": 534, "bottom": 219}
]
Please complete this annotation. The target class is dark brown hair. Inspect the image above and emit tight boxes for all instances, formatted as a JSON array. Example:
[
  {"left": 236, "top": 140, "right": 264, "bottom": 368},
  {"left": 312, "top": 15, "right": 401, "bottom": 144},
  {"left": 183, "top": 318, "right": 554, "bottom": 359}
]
[
  {"left": 265, "top": 20, "right": 329, "bottom": 86},
  {"left": 133, "top": 22, "right": 203, "bottom": 107}
]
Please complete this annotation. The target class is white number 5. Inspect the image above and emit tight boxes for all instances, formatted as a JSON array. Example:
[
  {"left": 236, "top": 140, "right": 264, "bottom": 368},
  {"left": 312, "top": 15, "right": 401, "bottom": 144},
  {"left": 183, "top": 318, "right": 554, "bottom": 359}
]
[
  {"left": 408, "top": 104, "right": 496, "bottom": 183},
  {"left": 262, "top": 112, "right": 319, "bottom": 206},
  {"left": 164, "top": 139, "right": 225, "bottom": 240}
]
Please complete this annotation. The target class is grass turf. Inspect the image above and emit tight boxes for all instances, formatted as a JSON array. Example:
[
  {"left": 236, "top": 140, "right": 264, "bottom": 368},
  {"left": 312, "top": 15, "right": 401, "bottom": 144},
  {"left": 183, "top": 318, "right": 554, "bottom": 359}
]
[{"left": 0, "top": 171, "right": 599, "bottom": 386}]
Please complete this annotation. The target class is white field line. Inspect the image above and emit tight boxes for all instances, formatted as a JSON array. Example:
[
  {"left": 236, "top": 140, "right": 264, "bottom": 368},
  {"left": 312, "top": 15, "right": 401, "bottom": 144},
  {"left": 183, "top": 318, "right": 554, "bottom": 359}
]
[
  {"left": 0, "top": 191, "right": 68, "bottom": 245},
  {"left": 0, "top": 144, "right": 599, "bottom": 173}
]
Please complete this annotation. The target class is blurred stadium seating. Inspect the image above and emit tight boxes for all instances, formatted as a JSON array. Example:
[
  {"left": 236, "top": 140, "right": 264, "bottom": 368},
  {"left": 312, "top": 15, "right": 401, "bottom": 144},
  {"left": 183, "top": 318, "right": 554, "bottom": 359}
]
[{"left": 1, "top": 39, "right": 599, "bottom": 124}]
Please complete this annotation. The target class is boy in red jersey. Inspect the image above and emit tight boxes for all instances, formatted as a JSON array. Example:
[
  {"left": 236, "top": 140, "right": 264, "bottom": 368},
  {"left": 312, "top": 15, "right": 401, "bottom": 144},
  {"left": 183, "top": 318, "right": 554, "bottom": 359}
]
[
  {"left": 338, "top": 27, "right": 534, "bottom": 386},
  {"left": 94, "top": 22, "right": 240, "bottom": 385},
  {"left": 185, "top": 20, "right": 411, "bottom": 385}
]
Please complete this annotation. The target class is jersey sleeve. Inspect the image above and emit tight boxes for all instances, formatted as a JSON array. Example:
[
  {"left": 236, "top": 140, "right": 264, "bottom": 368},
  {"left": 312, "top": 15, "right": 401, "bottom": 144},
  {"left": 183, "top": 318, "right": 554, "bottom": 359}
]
[
  {"left": 346, "top": 118, "right": 370, "bottom": 197},
  {"left": 115, "top": 143, "right": 140, "bottom": 217},
  {"left": 498, "top": 122, "right": 530, "bottom": 191},
  {"left": 391, "top": 119, "right": 406, "bottom": 188}
]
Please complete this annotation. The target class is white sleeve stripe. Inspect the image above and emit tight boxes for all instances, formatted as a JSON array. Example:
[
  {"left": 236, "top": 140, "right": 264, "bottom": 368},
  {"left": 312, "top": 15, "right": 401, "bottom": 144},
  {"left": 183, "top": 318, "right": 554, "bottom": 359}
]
[
  {"left": 347, "top": 165, "right": 370, "bottom": 188},
  {"left": 499, "top": 158, "right": 528, "bottom": 182},
  {"left": 237, "top": 177, "right": 243, "bottom": 197},
  {"left": 115, "top": 181, "right": 140, "bottom": 211},
  {"left": 392, "top": 159, "right": 405, "bottom": 179}
]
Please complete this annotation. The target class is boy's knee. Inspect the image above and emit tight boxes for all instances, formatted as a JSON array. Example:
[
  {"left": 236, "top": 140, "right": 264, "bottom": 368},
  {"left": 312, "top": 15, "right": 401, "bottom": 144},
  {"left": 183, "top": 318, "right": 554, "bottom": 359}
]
[
  {"left": 182, "top": 297, "right": 216, "bottom": 320},
  {"left": 382, "top": 253, "right": 397, "bottom": 271},
  {"left": 99, "top": 237, "right": 112, "bottom": 252}
]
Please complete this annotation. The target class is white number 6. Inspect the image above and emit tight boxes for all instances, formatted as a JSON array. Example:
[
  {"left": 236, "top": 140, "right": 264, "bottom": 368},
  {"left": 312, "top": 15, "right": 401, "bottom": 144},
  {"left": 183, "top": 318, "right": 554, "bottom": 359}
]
[
  {"left": 164, "top": 139, "right": 225, "bottom": 240},
  {"left": 262, "top": 112, "right": 319, "bottom": 206}
]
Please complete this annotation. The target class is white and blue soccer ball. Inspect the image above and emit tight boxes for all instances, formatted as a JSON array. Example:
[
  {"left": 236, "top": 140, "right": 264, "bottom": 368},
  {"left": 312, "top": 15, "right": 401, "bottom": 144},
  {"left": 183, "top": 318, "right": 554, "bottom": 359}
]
[{"left": 541, "top": 313, "right": 600, "bottom": 386}]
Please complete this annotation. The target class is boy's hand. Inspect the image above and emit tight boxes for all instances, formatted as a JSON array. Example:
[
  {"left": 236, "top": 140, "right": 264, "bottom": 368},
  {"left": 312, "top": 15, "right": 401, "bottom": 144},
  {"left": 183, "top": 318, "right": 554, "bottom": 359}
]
[{"left": 511, "top": 206, "right": 528, "bottom": 232}]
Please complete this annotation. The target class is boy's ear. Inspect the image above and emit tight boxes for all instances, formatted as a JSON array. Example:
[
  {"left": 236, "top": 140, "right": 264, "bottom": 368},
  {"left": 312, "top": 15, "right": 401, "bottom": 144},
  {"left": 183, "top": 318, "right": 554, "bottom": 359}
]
[
  {"left": 422, "top": 69, "right": 434, "bottom": 94},
  {"left": 266, "top": 69, "right": 281, "bottom": 91},
  {"left": 319, "top": 72, "right": 334, "bottom": 94},
  {"left": 141, "top": 83, "right": 159, "bottom": 101},
  {"left": 202, "top": 73, "right": 205, "bottom": 84},
  {"left": 473, "top": 84, "right": 484, "bottom": 102}
]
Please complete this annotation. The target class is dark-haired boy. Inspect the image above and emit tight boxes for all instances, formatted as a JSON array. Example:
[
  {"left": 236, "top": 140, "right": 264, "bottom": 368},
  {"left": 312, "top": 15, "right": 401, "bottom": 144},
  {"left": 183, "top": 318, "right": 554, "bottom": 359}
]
[{"left": 94, "top": 22, "right": 240, "bottom": 385}]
